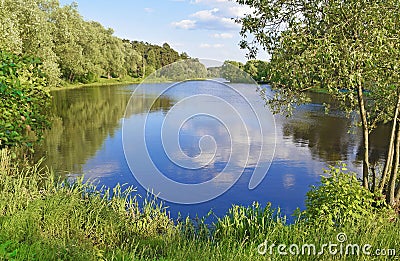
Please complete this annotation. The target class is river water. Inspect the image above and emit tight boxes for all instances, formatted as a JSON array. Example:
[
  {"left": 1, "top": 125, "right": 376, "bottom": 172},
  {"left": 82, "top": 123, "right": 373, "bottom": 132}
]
[{"left": 37, "top": 82, "right": 389, "bottom": 220}]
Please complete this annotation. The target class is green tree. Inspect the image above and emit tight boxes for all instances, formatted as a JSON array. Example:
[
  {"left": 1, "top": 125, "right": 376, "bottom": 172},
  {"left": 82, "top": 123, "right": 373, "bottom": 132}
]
[
  {"left": 160, "top": 43, "right": 180, "bottom": 67},
  {"left": 77, "top": 21, "right": 105, "bottom": 83},
  {"left": 221, "top": 61, "right": 253, "bottom": 83},
  {"left": 0, "top": 0, "right": 60, "bottom": 87},
  {"left": 254, "top": 60, "right": 269, "bottom": 82},
  {"left": 105, "top": 34, "right": 126, "bottom": 78},
  {"left": 51, "top": 2, "right": 85, "bottom": 83},
  {"left": 122, "top": 41, "right": 142, "bottom": 78},
  {"left": 236, "top": 0, "right": 400, "bottom": 206},
  {"left": 0, "top": 1, "right": 186, "bottom": 86},
  {"left": 155, "top": 59, "right": 207, "bottom": 81},
  {"left": 244, "top": 60, "right": 258, "bottom": 80},
  {"left": 131, "top": 41, "right": 184, "bottom": 76},
  {"left": 0, "top": 1, "right": 23, "bottom": 55},
  {"left": 243, "top": 60, "right": 270, "bottom": 82},
  {"left": 146, "top": 49, "right": 157, "bottom": 70}
]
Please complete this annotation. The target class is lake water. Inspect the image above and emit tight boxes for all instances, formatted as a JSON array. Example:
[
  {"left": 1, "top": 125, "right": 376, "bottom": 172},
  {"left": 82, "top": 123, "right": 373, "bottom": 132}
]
[{"left": 37, "top": 81, "right": 389, "bottom": 221}]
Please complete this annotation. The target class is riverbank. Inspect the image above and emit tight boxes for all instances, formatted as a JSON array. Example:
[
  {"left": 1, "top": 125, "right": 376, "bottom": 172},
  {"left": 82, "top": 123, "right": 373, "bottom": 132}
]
[
  {"left": 49, "top": 77, "right": 143, "bottom": 91},
  {"left": 0, "top": 149, "right": 398, "bottom": 260},
  {"left": 48, "top": 77, "right": 211, "bottom": 91}
]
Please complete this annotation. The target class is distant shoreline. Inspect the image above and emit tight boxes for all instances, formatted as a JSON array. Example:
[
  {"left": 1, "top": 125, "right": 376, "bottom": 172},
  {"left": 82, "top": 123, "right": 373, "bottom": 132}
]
[{"left": 49, "top": 78, "right": 143, "bottom": 91}]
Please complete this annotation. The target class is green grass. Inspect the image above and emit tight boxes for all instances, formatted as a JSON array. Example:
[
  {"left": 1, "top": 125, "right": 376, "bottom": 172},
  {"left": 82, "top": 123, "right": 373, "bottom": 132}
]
[
  {"left": 0, "top": 149, "right": 398, "bottom": 260},
  {"left": 49, "top": 76, "right": 143, "bottom": 91}
]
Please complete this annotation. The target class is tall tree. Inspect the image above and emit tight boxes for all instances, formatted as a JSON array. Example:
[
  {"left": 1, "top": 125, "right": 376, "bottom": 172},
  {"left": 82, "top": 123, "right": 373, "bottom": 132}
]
[
  {"left": 0, "top": 1, "right": 185, "bottom": 86},
  {"left": 0, "top": 0, "right": 60, "bottom": 86},
  {"left": 51, "top": 2, "right": 85, "bottom": 82},
  {"left": 122, "top": 42, "right": 142, "bottom": 78},
  {"left": 236, "top": 0, "right": 400, "bottom": 206}
]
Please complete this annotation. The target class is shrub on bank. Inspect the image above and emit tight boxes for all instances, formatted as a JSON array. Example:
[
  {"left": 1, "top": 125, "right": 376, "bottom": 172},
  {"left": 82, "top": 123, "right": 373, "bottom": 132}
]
[
  {"left": 305, "top": 164, "right": 392, "bottom": 226},
  {"left": 0, "top": 51, "right": 51, "bottom": 150}
]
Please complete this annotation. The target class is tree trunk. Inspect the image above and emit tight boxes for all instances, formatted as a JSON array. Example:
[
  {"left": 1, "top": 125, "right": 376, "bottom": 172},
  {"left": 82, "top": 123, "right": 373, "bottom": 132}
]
[
  {"left": 396, "top": 175, "right": 400, "bottom": 203},
  {"left": 357, "top": 84, "right": 370, "bottom": 189},
  {"left": 371, "top": 165, "right": 376, "bottom": 193},
  {"left": 69, "top": 71, "right": 74, "bottom": 83},
  {"left": 387, "top": 124, "right": 400, "bottom": 206},
  {"left": 379, "top": 94, "right": 400, "bottom": 193}
]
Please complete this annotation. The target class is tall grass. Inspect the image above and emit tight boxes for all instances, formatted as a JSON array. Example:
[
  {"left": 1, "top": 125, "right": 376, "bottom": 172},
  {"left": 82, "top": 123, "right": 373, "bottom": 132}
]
[
  {"left": 0, "top": 149, "right": 398, "bottom": 260},
  {"left": 0, "top": 149, "right": 175, "bottom": 260}
]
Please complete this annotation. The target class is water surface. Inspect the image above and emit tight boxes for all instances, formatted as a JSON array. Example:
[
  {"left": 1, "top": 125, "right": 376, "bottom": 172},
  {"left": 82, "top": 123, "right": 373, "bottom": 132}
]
[{"left": 37, "top": 82, "right": 389, "bottom": 220}]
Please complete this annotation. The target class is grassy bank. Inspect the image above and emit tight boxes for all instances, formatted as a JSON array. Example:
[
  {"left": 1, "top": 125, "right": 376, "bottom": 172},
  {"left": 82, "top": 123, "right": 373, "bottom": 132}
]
[
  {"left": 49, "top": 77, "right": 209, "bottom": 91},
  {"left": 49, "top": 77, "right": 144, "bottom": 91},
  {"left": 0, "top": 149, "right": 398, "bottom": 260}
]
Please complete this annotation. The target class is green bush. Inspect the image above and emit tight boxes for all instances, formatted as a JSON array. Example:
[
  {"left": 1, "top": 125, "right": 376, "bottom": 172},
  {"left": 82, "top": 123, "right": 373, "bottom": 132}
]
[
  {"left": 0, "top": 50, "right": 51, "bottom": 149},
  {"left": 305, "top": 164, "right": 388, "bottom": 226}
]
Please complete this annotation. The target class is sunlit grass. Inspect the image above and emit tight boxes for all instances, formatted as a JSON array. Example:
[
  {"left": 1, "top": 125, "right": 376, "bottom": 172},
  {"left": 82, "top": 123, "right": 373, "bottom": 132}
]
[
  {"left": 50, "top": 76, "right": 143, "bottom": 91},
  {"left": 0, "top": 149, "right": 398, "bottom": 260}
]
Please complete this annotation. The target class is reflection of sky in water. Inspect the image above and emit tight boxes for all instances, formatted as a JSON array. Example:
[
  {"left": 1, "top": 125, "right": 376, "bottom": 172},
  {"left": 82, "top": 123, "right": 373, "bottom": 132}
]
[
  {"left": 96, "top": 82, "right": 310, "bottom": 221},
  {"left": 122, "top": 80, "right": 275, "bottom": 205},
  {"left": 145, "top": 113, "right": 227, "bottom": 184},
  {"left": 44, "top": 82, "right": 390, "bottom": 222}
]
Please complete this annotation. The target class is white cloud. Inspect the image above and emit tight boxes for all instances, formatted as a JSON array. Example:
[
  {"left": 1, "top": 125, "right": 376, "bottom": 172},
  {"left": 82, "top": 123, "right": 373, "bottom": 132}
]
[
  {"left": 174, "top": 8, "right": 238, "bottom": 30},
  {"left": 200, "top": 43, "right": 212, "bottom": 48},
  {"left": 224, "top": 5, "right": 253, "bottom": 17},
  {"left": 191, "top": 8, "right": 219, "bottom": 20},
  {"left": 191, "top": 8, "right": 238, "bottom": 30},
  {"left": 171, "top": 19, "right": 196, "bottom": 29},
  {"left": 200, "top": 43, "right": 224, "bottom": 48},
  {"left": 144, "top": 8, "right": 154, "bottom": 13},
  {"left": 211, "top": 33, "right": 233, "bottom": 39},
  {"left": 172, "top": 0, "right": 250, "bottom": 31},
  {"left": 192, "top": 0, "right": 253, "bottom": 17},
  {"left": 283, "top": 174, "right": 296, "bottom": 189}
]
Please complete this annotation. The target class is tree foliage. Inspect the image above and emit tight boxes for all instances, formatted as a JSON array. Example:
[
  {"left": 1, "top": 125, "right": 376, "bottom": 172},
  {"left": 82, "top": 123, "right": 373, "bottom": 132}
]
[
  {"left": 243, "top": 60, "right": 269, "bottom": 82},
  {"left": 0, "top": 0, "right": 185, "bottom": 87},
  {"left": 154, "top": 59, "right": 208, "bottom": 81},
  {"left": 236, "top": 0, "right": 400, "bottom": 206},
  {"left": 131, "top": 41, "right": 185, "bottom": 78},
  {"left": 0, "top": 51, "right": 51, "bottom": 149},
  {"left": 221, "top": 60, "right": 252, "bottom": 83},
  {"left": 207, "top": 60, "right": 269, "bottom": 83}
]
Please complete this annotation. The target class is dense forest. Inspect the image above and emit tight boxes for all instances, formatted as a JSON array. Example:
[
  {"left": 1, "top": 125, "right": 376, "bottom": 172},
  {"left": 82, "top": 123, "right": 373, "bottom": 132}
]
[
  {"left": 0, "top": 0, "right": 187, "bottom": 87},
  {"left": 0, "top": 0, "right": 269, "bottom": 87},
  {"left": 208, "top": 60, "right": 269, "bottom": 83}
]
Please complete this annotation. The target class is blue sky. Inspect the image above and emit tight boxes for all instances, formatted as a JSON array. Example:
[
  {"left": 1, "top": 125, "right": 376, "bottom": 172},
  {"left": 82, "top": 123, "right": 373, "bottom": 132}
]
[{"left": 59, "top": 0, "right": 265, "bottom": 63}]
